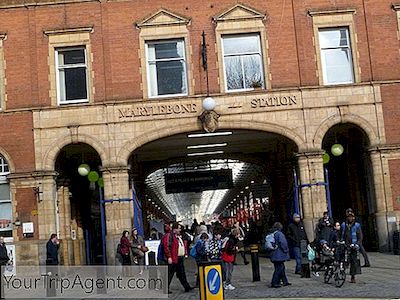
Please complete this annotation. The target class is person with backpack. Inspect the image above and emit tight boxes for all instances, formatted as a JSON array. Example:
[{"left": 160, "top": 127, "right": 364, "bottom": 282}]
[
  {"left": 341, "top": 209, "right": 362, "bottom": 283},
  {"left": 162, "top": 222, "right": 192, "bottom": 294},
  {"left": 191, "top": 232, "right": 209, "bottom": 287},
  {"left": 269, "top": 222, "right": 291, "bottom": 288},
  {"left": 221, "top": 228, "right": 240, "bottom": 290}
]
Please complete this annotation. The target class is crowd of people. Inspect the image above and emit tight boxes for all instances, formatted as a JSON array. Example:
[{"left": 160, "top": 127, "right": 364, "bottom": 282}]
[{"left": 143, "top": 207, "right": 370, "bottom": 293}]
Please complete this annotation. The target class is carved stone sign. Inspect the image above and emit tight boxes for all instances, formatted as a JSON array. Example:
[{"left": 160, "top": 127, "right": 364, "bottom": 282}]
[
  {"left": 118, "top": 102, "right": 198, "bottom": 119},
  {"left": 250, "top": 95, "right": 297, "bottom": 108}
]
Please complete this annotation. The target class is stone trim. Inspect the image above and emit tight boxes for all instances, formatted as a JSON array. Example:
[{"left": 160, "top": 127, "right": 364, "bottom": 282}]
[
  {"left": 45, "top": 29, "right": 94, "bottom": 106},
  {"left": 136, "top": 9, "right": 190, "bottom": 28},
  {"left": 44, "top": 26, "right": 94, "bottom": 36},
  {"left": 214, "top": 4, "right": 270, "bottom": 92},
  {"left": 0, "top": 33, "right": 6, "bottom": 111},
  {"left": 392, "top": 4, "right": 400, "bottom": 11},
  {"left": 213, "top": 3, "right": 266, "bottom": 22},
  {"left": 310, "top": 10, "right": 361, "bottom": 86},
  {"left": 136, "top": 10, "right": 193, "bottom": 99},
  {"left": 307, "top": 8, "right": 356, "bottom": 16}
]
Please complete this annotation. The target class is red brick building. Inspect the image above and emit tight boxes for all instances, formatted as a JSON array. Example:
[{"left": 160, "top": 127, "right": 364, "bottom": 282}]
[{"left": 0, "top": 0, "right": 399, "bottom": 265}]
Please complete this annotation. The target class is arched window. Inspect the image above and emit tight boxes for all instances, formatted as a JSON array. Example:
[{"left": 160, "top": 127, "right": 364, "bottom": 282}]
[{"left": 0, "top": 155, "right": 12, "bottom": 237}]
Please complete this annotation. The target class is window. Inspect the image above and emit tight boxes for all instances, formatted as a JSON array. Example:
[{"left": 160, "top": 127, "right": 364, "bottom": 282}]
[
  {"left": 56, "top": 47, "right": 88, "bottom": 104},
  {"left": 319, "top": 28, "right": 354, "bottom": 85},
  {"left": 146, "top": 40, "right": 187, "bottom": 97},
  {"left": 0, "top": 155, "right": 12, "bottom": 237},
  {"left": 222, "top": 34, "right": 264, "bottom": 92}
]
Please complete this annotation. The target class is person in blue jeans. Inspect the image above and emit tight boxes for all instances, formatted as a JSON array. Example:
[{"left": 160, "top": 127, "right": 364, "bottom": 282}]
[
  {"left": 270, "top": 222, "right": 291, "bottom": 288},
  {"left": 287, "top": 213, "right": 309, "bottom": 274}
]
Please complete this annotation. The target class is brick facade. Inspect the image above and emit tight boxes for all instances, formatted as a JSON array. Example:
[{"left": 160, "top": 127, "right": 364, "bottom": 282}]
[{"left": 0, "top": 0, "right": 399, "bottom": 264}]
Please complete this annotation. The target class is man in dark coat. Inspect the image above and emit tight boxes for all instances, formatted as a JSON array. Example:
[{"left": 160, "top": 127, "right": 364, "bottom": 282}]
[
  {"left": 287, "top": 213, "right": 309, "bottom": 275},
  {"left": 316, "top": 211, "right": 334, "bottom": 242},
  {"left": 341, "top": 210, "right": 362, "bottom": 283},
  {"left": 46, "top": 234, "right": 60, "bottom": 265},
  {"left": 0, "top": 236, "right": 10, "bottom": 299}
]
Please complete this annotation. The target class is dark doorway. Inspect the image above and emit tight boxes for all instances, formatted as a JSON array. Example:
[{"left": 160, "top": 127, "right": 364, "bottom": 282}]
[
  {"left": 55, "top": 143, "right": 103, "bottom": 264},
  {"left": 322, "top": 123, "right": 377, "bottom": 250}
]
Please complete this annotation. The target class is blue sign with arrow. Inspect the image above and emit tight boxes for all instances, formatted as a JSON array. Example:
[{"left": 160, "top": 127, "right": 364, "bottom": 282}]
[{"left": 207, "top": 268, "right": 221, "bottom": 295}]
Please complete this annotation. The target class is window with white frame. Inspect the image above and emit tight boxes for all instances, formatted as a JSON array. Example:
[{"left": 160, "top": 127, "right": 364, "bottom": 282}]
[
  {"left": 56, "top": 47, "right": 88, "bottom": 104},
  {"left": 0, "top": 155, "right": 12, "bottom": 237},
  {"left": 222, "top": 34, "right": 264, "bottom": 91},
  {"left": 319, "top": 27, "right": 354, "bottom": 85},
  {"left": 146, "top": 39, "right": 188, "bottom": 97}
]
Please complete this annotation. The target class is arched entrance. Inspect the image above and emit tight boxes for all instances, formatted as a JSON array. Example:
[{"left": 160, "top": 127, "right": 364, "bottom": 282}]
[
  {"left": 55, "top": 143, "right": 103, "bottom": 264},
  {"left": 322, "top": 123, "right": 377, "bottom": 250},
  {"left": 129, "top": 129, "right": 299, "bottom": 237}
]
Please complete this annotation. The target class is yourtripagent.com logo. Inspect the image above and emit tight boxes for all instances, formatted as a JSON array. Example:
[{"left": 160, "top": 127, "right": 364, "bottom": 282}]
[{"left": 1, "top": 266, "right": 168, "bottom": 298}]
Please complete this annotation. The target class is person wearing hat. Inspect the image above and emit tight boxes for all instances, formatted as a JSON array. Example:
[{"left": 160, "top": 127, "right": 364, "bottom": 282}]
[
  {"left": 287, "top": 213, "right": 309, "bottom": 275},
  {"left": 344, "top": 208, "right": 370, "bottom": 268},
  {"left": 341, "top": 209, "right": 362, "bottom": 283}
]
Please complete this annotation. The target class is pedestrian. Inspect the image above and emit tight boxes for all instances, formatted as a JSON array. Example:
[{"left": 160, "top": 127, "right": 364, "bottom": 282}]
[
  {"left": 190, "top": 219, "right": 199, "bottom": 236},
  {"left": 120, "top": 230, "right": 132, "bottom": 265},
  {"left": 233, "top": 222, "right": 249, "bottom": 265},
  {"left": 341, "top": 210, "right": 362, "bottom": 283},
  {"left": 287, "top": 213, "right": 309, "bottom": 275},
  {"left": 316, "top": 211, "right": 334, "bottom": 242},
  {"left": 163, "top": 222, "right": 192, "bottom": 294},
  {"left": 0, "top": 236, "right": 10, "bottom": 300},
  {"left": 328, "top": 221, "right": 341, "bottom": 249},
  {"left": 46, "top": 233, "right": 60, "bottom": 265},
  {"left": 193, "top": 232, "right": 209, "bottom": 286},
  {"left": 270, "top": 222, "right": 291, "bottom": 288},
  {"left": 221, "top": 228, "right": 240, "bottom": 290},
  {"left": 131, "top": 227, "right": 145, "bottom": 265},
  {"left": 207, "top": 230, "right": 222, "bottom": 261}
]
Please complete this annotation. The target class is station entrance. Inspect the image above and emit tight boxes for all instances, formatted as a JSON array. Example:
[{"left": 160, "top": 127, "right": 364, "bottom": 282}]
[
  {"left": 55, "top": 143, "right": 104, "bottom": 264},
  {"left": 129, "top": 129, "right": 299, "bottom": 236},
  {"left": 322, "top": 123, "right": 378, "bottom": 250}
]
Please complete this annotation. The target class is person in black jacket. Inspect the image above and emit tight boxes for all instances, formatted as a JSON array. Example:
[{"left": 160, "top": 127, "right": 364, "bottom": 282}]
[
  {"left": 316, "top": 211, "right": 334, "bottom": 242},
  {"left": 46, "top": 234, "right": 60, "bottom": 265},
  {"left": 287, "top": 213, "right": 309, "bottom": 275},
  {"left": 0, "top": 236, "right": 10, "bottom": 299}
]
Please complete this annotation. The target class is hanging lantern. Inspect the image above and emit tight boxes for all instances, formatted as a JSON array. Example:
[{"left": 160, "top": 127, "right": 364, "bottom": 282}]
[
  {"left": 331, "top": 144, "right": 344, "bottom": 156},
  {"left": 78, "top": 164, "right": 90, "bottom": 176},
  {"left": 88, "top": 171, "right": 99, "bottom": 182},
  {"left": 323, "top": 153, "right": 330, "bottom": 164},
  {"left": 98, "top": 177, "right": 104, "bottom": 188}
]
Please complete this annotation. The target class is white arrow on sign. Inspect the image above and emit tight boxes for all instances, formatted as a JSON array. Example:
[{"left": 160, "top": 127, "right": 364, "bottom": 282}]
[{"left": 208, "top": 270, "right": 219, "bottom": 292}]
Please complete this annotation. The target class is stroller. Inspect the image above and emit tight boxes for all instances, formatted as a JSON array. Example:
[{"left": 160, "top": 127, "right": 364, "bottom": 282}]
[{"left": 310, "top": 240, "right": 347, "bottom": 288}]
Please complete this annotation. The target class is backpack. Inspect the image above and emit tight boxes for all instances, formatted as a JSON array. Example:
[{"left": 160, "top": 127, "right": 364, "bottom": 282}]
[
  {"left": 189, "top": 244, "right": 198, "bottom": 259},
  {"left": 157, "top": 232, "right": 173, "bottom": 262},
  {"left": 264, "top": 231, "right": 278, "bottom": 251}
]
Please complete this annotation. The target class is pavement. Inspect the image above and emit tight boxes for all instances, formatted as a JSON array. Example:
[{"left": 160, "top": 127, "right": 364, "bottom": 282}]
[
  {"left": 1, "top": 252, "right": 399, "bottom": 299},
  {"left": 167, "top": 252, "right": 400, "bottom": 300}
]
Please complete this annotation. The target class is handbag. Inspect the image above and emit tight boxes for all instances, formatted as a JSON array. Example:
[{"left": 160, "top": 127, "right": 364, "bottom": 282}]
[{"left": 141, "top": 245, "right": 149, "bottom": 253}]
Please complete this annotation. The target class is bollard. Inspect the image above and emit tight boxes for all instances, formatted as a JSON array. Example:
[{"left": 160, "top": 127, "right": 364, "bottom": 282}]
[
  {"left": 198, "top": 261, "right": 224, "bottom": 300},
  {"left": 250, "top": 244, "right": 260, "bottom": 282}
]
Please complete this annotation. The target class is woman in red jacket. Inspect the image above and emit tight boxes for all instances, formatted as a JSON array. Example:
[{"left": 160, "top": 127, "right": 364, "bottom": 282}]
[
  {"left": 222, "top": 228, "right": 240, "bottom": 290},
  {"left": 120, "top": 230, "right": 132, "bottom": 265}
]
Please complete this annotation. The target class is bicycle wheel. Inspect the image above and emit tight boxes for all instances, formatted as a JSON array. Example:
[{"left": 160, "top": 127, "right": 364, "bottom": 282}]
[
  {"left": 334, "top": 269, "right": 346, "bottom": 288},
  {"left": 324, "top": 267, "right": 333, "bottom": 284}
]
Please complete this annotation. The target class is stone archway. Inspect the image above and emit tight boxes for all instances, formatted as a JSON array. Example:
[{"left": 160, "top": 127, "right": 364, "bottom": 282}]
[
  {"left": 118, "top": 119, "right": 306, "bottom": 166},
  {"left": 322, "top": 123, "right": 377, "bottom": 250},
  {"left": 42, "top": 134, "right": 109, "bottom": 171}
]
